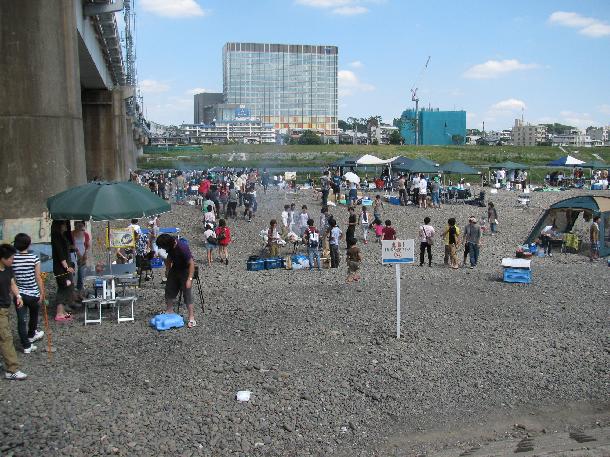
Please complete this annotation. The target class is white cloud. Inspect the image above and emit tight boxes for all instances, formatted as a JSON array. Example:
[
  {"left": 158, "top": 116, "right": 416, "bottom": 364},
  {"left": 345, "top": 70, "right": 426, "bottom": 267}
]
[
  {"left": 549, "top": 11, "right": 610, "bottom": 38},
  {"left": 599, "top": 104, "right": 610, "bottom": 115},
  {"left": 349, "top": 60, "right": 364, "bottom": 68},
  {"left": 333, "top": 6, "right": 368, "bottom": 15},
  {"left": 139, "top": 79, "right": 170, "bottom": 93},
  {"left": 186, "top": 87, "right": 210, "bottom": 96},
  {"left": 140, "top": 0, "right": 207, "bottom": 18},
  {"left": 338, "top": 70, "right": 375, "bottom": 97},
  {"left": 295, "top": 0, "right": 370, "bottom": 15},
  {"left": 491, "top": 98, "right": 527, "bottom": 111},
  {"left": 463, "top": 59, "right": 540, "bottom": 79}
]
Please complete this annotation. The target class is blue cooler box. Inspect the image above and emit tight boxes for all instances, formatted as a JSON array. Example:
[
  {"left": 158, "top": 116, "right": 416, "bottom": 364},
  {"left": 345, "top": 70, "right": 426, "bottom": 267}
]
[
  {"left": 247, "top": 259, "right": 265, "bottom": 271},
  {"left": 503, "top": 268, "right": 531, "bottom": 284},
  {"left": 264, "top": 257, "right": 284, "bottom": 269},
  {"left": 389, "top": 196, "right": 400, "bottom": 205}
]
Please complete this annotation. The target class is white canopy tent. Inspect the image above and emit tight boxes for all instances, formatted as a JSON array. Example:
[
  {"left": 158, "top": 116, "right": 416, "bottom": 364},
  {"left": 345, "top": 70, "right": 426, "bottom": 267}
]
[{"left": 356, "top": 154, "right": 399, "bottom": 165}]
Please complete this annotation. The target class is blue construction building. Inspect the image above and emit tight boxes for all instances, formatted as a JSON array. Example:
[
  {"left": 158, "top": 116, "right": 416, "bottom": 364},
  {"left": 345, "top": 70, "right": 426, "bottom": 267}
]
[{"left": 399, "top": 108, "right": 466, "bottom": 145}]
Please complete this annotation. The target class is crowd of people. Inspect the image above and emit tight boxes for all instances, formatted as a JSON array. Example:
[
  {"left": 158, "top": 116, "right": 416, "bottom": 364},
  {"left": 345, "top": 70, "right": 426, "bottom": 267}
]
[{"left": 1, "top": 165, "right": 605, "bottom": 382}]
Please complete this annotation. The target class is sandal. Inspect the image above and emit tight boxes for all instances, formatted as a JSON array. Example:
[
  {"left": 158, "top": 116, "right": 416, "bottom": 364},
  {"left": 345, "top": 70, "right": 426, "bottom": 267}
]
[
  {"left": 54, "top": 314, "right": 73, "bottom": 322},
  {"left": 188, "top": 319, "right": 197, "bottom": 328}
]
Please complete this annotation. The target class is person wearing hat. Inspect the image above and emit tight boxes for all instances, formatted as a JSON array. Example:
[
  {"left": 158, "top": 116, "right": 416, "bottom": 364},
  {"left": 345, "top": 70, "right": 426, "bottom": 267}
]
[
  {"left": 463, "top": 216, "right": 482, "bottom": 268},
  {"left": 431, "top": 176, "right": 441, "bottom": 209}
]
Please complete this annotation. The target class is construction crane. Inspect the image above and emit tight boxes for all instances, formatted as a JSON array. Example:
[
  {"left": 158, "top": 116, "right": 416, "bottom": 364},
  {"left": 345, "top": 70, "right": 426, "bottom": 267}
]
[{"left": 410, "top": 56, "right": 431, "bottom": 145}]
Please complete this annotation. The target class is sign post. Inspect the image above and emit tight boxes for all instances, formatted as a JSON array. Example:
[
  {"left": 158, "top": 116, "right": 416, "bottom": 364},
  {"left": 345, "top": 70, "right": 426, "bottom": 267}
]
[{"left": 381, "top": 239, "right": 415, "bottom": 338}]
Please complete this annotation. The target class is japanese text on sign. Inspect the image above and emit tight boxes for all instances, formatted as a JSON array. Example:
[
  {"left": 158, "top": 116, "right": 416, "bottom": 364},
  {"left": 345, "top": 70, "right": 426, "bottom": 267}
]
[{"left": 381, "top": 239, "right": 415, "bottom": 264}]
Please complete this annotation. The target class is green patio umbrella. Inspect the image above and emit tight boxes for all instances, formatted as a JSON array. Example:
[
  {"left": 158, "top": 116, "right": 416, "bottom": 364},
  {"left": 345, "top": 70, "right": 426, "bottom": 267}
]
[
  {"left": 440, "top": 161, "right": 480, "bottom": 174},
  {"left": 47, "top": 181, "right": 170, "bottom": 221},
  {"left": 47, "top": 181, "right": 171, "bottom": 269}
]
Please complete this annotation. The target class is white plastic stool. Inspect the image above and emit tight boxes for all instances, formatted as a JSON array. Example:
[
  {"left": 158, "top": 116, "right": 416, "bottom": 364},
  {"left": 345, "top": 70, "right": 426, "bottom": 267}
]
[
  {"left": 115, "top": 296, "right": 136, "bottom": 323},
  {"left": 82, "top": 298, "right": 102, "bottom": 325}
]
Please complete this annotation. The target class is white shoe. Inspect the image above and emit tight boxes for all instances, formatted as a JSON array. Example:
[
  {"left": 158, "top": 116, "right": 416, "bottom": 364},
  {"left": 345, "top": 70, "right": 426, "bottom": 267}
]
[
  {"left": 28, "top": 330, "right": 44, "bottom": 343},
  {"left": 23, "top": 344, "right": 38, "bottom": 354},
  {"left": 5, "top": 371, "right": 27, "bottom": 380}
]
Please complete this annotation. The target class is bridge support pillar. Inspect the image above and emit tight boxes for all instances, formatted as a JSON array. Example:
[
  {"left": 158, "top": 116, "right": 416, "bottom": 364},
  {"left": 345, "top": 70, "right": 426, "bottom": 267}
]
[
  {"left": 83, "top": 88, "right": 137, "bottom": 182},
  {"left": 0, "top": 0, "right": 86, "bottom": 220}
]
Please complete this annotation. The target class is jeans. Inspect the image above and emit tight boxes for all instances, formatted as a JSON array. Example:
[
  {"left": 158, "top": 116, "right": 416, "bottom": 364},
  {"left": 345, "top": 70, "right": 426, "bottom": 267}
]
[
  {"left": 15, "top": 294, "right": 39, "bottom": 349},
  {"left": 419, "top": 242, "right": 432, "bottom": 266},
  {"left": 398, "top": 189, "right": 407, "bottom": 205},
  {"left": 176, "top": 189, "right": 185, "bottom": 202},
  {"left": 541, "top": 235, "right": 552, "bottom": 254},
  {"left": 76, "top": 261, "right": 87, "bottom": 291},
  {"left": 321, "top": 189, "right": 329, "bottom": 207},
  {"left": 330, "top": 244, "right": 340, "bottom": 268},
  {"left": 349, "top": 189, "right": 357, "bottom": 206},
  {"left": 490, "top": 222, "right": 497, "bottom": 233},
  {"left": 308, "top": 247, "right": 321, "bottom": 270},
  {"left": 467, "top": 242, "right": 479, "bottom": 266},
  {"left": 362, "top": 225, "right": 370, "bottom": 242},
  {"left": 431, "top": 191, "right": 440, "bottom": 206}
]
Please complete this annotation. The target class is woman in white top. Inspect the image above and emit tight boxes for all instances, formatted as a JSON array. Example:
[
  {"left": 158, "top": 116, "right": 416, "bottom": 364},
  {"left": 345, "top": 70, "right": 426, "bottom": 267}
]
[
  {"left": 419, "top": 216, "right": 435, "bottom": 267},
  {"left": 418, "top": 175, "right": 428, "bottom": 209}
]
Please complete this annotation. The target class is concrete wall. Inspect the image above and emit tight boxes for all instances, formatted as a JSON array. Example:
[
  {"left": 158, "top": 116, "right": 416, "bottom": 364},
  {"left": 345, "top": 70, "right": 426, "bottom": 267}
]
[{"left": 0, "top": 0, "right": 87, "bottom": 219}]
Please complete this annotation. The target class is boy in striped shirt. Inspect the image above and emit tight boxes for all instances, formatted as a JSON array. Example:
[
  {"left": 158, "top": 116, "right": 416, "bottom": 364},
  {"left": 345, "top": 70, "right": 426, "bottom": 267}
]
[{"left": 12, "top": 234, "right": 45, "bottom": 353}]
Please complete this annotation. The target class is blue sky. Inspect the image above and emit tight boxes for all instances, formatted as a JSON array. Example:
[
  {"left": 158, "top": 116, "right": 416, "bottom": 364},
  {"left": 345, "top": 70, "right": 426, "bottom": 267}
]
[{"left": 135, "top": 0, "right": 610, "bottom": 131}]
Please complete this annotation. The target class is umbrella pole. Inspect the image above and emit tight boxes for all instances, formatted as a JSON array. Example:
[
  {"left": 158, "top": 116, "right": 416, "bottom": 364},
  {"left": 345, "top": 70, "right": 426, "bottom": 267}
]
[{"left": 107, "top": 221, "right": 112, "bottom": 272}]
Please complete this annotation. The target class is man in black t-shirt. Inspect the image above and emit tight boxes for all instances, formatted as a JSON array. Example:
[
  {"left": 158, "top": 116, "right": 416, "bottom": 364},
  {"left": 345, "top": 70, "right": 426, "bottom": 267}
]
[
  {"left": 156, "top": 235, "right": 197, "bottom": 328},
  {"left": 0, "top": 244, "right": 27, "bottom": 380}
]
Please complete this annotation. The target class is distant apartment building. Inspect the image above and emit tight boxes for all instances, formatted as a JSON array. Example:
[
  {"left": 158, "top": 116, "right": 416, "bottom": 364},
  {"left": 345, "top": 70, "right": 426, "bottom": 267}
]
[
  {"left": 485, "top": 129, "right": 512, "bottom": 144},
  {"left": 223, "top": 42, "right": 338, "bottom": 139},
  {"left": 512, "top": 119, "right": 547, "bottom": 146},
  {"left": 551, "top": 130, "right": 592, "bottom": 147},
  {"left": 181, "top": 120, "right": 276, "bottom": 144},
  {"left": 586, "top": 126, "right": 609, "bottom": 146},
  {"left": 194, "top": 92, "right": 224, "bottom": 124},
  {"left": 399, "top": 109, "right": 466, "bottom": 145},
  {"left": 369, "top": 123, "right": 399, "bottom": 144}
]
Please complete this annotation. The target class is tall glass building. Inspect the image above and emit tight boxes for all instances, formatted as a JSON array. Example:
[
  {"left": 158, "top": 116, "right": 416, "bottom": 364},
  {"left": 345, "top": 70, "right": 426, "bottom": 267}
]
[{"left": 223, "top": 42, "right": 338, "bottom": 138}]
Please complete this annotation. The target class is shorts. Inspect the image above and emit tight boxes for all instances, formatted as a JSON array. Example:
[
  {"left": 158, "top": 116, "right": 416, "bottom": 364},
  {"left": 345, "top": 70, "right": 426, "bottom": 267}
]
[
  {"left": 165, "top": 272, "right": 193, "bottom": 304},
  {"left": 348, "top": 260, "right": 360, "bottom": 273},
  {"left": 591, "top": 241, "right": 600, "bottom": 253}
]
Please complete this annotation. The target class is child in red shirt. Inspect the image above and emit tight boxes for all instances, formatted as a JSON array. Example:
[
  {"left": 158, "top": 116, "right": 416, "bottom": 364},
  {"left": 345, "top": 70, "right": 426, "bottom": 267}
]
[{"left": 381, "top": 220, "right": 396, "bottom": 240}]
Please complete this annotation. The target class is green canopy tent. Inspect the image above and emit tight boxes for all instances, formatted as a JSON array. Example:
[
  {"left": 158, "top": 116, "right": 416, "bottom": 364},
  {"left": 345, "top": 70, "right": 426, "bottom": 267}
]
[
  {"left": 394, "top": 158, "right": 440, "bottom": 174},
  {"left": 440, "top": 161, "right": 480, "bottom": 175},
  {"left": 47, "top": 181, "right": 171, "bottom": 268},
  {"left": 525, "top": 195, "right": 610, "bottom": 257},
  {"left": 488, "top": 161, "right": 530, "bottom": 170},
  {"left": 330, "top": 156, "right": 358, "bottom": 168},
  {"left": 440, "top": 161, "right": 481, "bottom": 187}
]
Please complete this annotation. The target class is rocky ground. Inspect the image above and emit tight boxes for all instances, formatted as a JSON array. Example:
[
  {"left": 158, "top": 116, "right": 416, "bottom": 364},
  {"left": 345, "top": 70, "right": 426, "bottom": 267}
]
[{"left": 1, "top": 186, "right": 609, "bottom": 456}]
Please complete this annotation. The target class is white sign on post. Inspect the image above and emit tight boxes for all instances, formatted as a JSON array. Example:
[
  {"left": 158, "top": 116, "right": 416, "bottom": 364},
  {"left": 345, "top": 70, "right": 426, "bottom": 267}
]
[{"left": 381, "top": 239, "right": 415, "bottom": 339}]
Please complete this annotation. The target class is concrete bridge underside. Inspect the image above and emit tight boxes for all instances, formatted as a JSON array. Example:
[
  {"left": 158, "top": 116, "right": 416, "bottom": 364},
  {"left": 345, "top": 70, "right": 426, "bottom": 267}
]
[{"left": 0, "top": 0, "right": 143, "bottom": 223}]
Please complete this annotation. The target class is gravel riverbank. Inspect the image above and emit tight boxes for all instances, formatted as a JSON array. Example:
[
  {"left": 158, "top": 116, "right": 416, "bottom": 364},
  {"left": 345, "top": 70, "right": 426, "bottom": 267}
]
[{"left": 1, "top": 187, "right": 608, "bottom": 456}]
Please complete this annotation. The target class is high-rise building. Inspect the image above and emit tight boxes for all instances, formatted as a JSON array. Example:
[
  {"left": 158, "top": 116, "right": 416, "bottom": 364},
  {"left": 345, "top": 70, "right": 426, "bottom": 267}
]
[
  {"left": 194, "top": 92, "right": 224, "bottom": 124},
  {"left": 399, "top": 109, "right": 466, "bottom": 145},
  {"left": 223, "top": 42, "right": 338, "bottom": 138}
]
